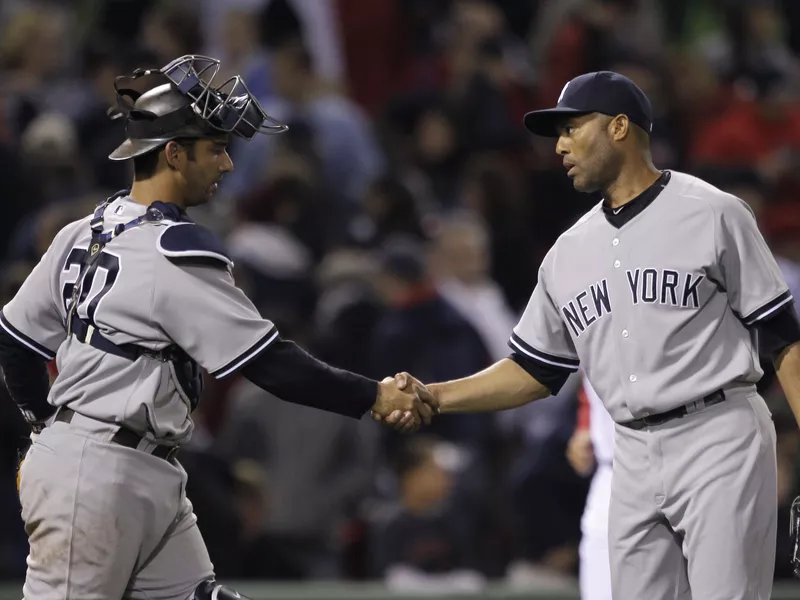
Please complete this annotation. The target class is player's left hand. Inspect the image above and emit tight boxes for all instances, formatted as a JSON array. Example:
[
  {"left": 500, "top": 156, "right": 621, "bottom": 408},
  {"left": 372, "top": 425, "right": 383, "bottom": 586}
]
[
  {"left": 371, "top": 374, "right": 438, "bottom": 434},
  {"left": 371, "top": 376, "right": 436, "bottom": 434}
]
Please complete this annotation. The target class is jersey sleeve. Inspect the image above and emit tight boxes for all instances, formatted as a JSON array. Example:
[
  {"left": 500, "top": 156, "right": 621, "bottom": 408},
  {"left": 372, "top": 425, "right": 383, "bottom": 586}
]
[
  {"left": 153, "top": 259, "right": 278, "bottom": 378},
  {"left": 1, "top": 233, "right": 70, "bottom": 360},
  {"left": 509, "top": 258, "right": 580, "bottom": 374},
  {"left": 715, "top": 196, "right": 792, "bottom": 326}
]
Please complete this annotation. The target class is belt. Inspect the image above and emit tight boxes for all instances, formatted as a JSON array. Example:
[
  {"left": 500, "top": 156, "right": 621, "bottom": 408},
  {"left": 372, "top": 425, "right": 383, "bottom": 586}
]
[
  {"left": 620, "top": 389, "right": 726, "bottom": 431},
  {"left": 55, "top": 408, "right": 179, "bottom": 461}
]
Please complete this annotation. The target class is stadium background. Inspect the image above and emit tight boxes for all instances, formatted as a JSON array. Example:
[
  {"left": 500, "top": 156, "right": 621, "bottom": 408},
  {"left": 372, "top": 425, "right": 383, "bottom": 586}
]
[{"left": 2, "top": 0, "right": 800, "bottom": 597}]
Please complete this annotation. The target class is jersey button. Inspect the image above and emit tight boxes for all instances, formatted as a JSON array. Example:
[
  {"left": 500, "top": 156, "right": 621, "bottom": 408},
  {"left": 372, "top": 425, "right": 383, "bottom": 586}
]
[
  {"left": 614, "top": 260, "right": 621, "bottom": 268},
  {"left": 612, "top": 238, "right": 620, "bottom": 246},
  {"left": 622, "top": 330, "right": 629, "bottom": 338},
  {"left": 629, "top": 374, "right": 637, "bottom": 382}
]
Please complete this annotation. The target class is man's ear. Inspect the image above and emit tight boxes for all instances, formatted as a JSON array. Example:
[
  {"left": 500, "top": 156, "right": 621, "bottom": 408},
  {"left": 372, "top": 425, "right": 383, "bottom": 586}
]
[
  {"left": 164, "top": 141, "right": 183, "bottom": 171},
  {"left": 610, "top": 115, "right": 630, "bottom": 141}
]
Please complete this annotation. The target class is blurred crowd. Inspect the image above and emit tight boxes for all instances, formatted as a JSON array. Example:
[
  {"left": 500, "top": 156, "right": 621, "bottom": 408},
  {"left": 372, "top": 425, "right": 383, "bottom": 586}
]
[{"left": 1, "top": 0, "right": 800, "bottom": 590}]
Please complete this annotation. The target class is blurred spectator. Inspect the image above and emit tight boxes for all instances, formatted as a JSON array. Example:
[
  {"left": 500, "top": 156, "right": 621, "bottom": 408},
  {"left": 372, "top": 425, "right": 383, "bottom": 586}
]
[
  {"left": 20, "top": 113, "right": 88, "bottom": 205},
  {"left": 360, "top": 176, "right": 430, "bottom": 247},
  {"left": 141, "top": 0, "right": 204, "bottom": 64},
  {"left": 73, "top": 40, "right": 155, "bottom": 192},
  {"left": 0, "top": 141, "right": 39, "bottom": 257},
  {"left": 216, "top": 4, "right": 273, "bottom": 100},
  {"left": 223, "top": 39, "right": 385, "bottom": 207},
  {"left": 445, "top": 2, "right": 533, "bottom": 151},
  {"left": 431, "top": 211, "right": 518, "bottom": 362},
  {"left": 233, "top": 459, "right": 309, "bottom": 579},
  {"left": 334, "top": 0, "right": 414, "bottom": 115},
  {"left": 370, "top": 437, "right": 486, "bottom": 592},
  {"left": 0, "top": 6, "right": 74, "bottom": 135},
  {"left": 229, "top": 176, "right": 325, "bottom": 326},
  {"left": 690, "top": 70, "right": 800, "bottom": 203},
  {"left": 214, "top": 380, "right": 381, "bottom": 579},
  {"left": 461, "top": 158, "right": 536, "bottom": 311},
  {"left": 530, "top": 0, "right": 665, "bottom": 107},
  {"left": 499, "top": 374, "right": 589, "bottom": 582},
  {"left": 368, "top": 236, "right": 493, "bottom": 448},
  {"left": 311, "top": 249, "right": 384, "bottom": 374},
  {"left": 408, "top": 103, "right": 466, "bottom": 208}
]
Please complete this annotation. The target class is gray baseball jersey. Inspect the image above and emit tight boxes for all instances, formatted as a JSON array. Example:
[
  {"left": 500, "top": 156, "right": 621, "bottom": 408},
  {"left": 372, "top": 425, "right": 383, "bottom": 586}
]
[
  {"left": 1, "top": 194, "right": 277, "bottom": 442},
  {"left": 510, "top": 170, "right": 792, "bottom": 423}
]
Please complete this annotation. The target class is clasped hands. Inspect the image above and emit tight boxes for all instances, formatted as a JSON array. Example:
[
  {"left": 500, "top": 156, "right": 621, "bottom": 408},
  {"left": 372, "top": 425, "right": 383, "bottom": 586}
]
[{"left": 370, "top": 372, "right": 437, "bottom": 434}]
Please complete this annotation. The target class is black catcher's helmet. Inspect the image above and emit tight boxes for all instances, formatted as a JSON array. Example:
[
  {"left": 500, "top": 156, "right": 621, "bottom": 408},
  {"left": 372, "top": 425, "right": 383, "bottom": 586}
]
[{"left": 108, "top": 55, "right": 287, "bottom": 160}]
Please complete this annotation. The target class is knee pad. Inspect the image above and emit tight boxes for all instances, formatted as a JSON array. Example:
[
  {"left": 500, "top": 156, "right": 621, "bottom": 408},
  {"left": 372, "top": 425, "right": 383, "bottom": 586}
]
[{"left": 193, "top": 579, "right": 251, "bottom": 600}]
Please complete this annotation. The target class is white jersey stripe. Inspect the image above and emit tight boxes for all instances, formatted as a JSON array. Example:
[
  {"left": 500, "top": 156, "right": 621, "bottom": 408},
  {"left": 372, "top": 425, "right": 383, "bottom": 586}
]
[
  {"left": 509, "top": 335, "right": 579, "bottom": 370},
  {"left": 213, "top": 327, "right": 279, "bottom": 379},
  {"left": 743, "top": 291, "right": 793, "bottom": 326},
  {"left": 0, "top": 313, "right": 55, "bottom": 360}
]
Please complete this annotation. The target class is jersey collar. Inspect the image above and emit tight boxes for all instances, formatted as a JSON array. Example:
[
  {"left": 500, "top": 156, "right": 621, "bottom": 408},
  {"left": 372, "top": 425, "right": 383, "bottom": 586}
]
[
  {"left": 149, "top": 201, "right": 193, "bottom": 223},
  {"left": 601, "top": 170, "right": 671, "bottom": 229}
]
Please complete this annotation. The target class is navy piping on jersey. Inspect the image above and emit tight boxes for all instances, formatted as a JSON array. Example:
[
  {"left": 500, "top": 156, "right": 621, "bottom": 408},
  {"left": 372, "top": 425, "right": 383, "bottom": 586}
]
[
  {"left": 0, "top": 312, "right": 55, "bottom": 360},
  {"left": 602, "top": 170, "right": 671, "bottom": 228},
  {"left": 508, "top": 332, "right": 580, "bottom": 371},
  {"left": 742, "top": 290, "right": 794, "bottom": 326},
  {"left": 211, "top": 325, "right": 279, "bottom": 379}
]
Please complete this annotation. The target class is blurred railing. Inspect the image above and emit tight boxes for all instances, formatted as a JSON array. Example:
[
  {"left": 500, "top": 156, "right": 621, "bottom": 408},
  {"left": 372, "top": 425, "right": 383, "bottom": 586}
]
[{"left": 2, "top": 582, "right": 800, "bottom": 599}]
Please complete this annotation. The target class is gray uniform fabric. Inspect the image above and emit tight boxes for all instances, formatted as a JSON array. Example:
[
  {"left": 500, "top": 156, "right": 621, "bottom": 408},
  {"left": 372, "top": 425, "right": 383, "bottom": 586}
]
[
  {"left": 510, "top": 171, "right": 788, "bottom": 599},
  {"left": 5, "top": 194, "right": 277, "bottom": 599}
]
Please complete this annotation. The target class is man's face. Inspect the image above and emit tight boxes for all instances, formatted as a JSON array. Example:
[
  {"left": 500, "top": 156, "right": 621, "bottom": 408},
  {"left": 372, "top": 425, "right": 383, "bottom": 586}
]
[
  {"left": 555, "top": 113, "right": 622, "bottom": 193},
  {"left": 176, "top": 137, "right": 233, "bottom": 207}
]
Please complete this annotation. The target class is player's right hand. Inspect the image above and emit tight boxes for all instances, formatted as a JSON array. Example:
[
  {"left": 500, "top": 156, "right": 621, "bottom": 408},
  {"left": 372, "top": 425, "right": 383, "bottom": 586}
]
[
  {"left": 371, "top": 375, "right": 438, "bottom": 434},
  {"left": 566, "top": 429, "right": 595, "bottom": 477}
]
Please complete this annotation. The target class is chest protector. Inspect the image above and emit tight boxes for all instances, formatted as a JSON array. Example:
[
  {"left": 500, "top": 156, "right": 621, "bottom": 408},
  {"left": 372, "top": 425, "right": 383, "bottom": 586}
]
[{"left": 67, "top": 192, "right": 204, "bottom": 411}]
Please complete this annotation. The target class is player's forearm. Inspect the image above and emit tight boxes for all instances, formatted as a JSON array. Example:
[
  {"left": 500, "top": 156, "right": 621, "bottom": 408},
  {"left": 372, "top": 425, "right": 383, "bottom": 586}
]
[
  {"left": 241, "top": 337, "right": 377, "bottom": 419},
  {"left": 776, "top": 342, "right": 800, "bottom": 428},
  {"left": 433, "top": 358, "right": 550, "bottom": 414}
]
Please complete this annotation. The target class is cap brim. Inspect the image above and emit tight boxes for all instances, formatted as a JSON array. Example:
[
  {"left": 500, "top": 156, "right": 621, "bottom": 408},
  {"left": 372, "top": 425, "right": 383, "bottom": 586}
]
[
  {"left": 108, "top": 138, "right": 169, "bottom": 161},
  {"left": 523, "top": 107, "right": 589, "bottom": 137}
]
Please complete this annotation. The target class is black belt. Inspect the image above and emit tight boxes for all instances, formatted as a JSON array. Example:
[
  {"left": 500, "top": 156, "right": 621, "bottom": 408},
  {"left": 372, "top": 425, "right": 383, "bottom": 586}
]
[
  {"left": 55, "top": 408, "right": 179, "bottom": 461},
  {"left": 620, "top": 389, "right": 726, "bottom": 430}
]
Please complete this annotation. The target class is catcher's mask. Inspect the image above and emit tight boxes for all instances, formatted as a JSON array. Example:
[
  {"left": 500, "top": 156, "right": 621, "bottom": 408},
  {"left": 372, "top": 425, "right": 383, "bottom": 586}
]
[{"left": 108, "top": 55, "right": 287, "bottom": 161}]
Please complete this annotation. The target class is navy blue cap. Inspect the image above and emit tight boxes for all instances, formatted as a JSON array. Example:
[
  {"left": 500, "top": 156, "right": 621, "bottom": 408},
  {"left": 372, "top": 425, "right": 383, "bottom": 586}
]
[{"left": 524, "top": 71, "right": 653, "bottom": 137}]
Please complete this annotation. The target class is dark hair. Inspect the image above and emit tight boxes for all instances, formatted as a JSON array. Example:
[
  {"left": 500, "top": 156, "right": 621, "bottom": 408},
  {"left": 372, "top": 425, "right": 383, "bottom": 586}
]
[{"left": 132, "top": 138, "right": 197, "bottom": 181}]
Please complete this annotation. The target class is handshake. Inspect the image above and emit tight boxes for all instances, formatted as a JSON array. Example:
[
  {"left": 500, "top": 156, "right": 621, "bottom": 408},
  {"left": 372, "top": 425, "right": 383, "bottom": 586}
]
[{"left": 370, "top": 372, "right": 438, "bottom": 434}]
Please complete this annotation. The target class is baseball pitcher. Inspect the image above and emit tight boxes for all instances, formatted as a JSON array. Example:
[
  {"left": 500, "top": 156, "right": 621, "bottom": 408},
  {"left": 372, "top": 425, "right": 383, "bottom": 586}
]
[{"left": 384, "top": 71, "right": 800, "bottom": 599}]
